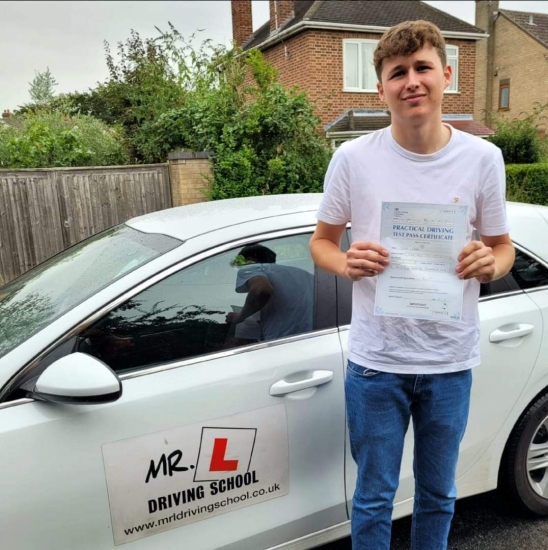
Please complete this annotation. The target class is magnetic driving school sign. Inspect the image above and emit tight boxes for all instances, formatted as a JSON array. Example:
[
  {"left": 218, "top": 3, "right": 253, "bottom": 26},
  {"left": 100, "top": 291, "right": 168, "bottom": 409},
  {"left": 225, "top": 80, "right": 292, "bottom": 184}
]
[{"left": 102, "top": 404, "right": 289, "bottom": 545}]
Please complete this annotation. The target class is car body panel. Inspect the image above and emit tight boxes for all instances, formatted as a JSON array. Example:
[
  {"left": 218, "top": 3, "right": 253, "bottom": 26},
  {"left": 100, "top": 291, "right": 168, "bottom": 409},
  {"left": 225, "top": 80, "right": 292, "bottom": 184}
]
[{"left": 1, "top": 328, "right": 346, "bottom": 550}]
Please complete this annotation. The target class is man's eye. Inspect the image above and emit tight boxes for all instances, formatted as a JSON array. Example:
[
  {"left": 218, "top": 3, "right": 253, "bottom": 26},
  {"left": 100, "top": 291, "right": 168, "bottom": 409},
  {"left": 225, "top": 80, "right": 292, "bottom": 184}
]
[
  {"left": 417, "top": 66, "right": 430, "bottom": 71},
  {"left": 391, "top": 71, "right": 404, "bottom": 79}
]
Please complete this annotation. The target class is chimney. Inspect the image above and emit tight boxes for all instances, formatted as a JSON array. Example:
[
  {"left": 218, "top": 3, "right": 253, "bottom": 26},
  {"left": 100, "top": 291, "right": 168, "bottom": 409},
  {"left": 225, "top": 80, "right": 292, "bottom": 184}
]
[
  {"left": 231, "top": 0, "right": 253, "bottom": 48},
  {"left": 269, "top": 1, "right": 294, "bottom": 34},
  {"left": 2, "top": 109, "right": 11, "bottom": 119}
]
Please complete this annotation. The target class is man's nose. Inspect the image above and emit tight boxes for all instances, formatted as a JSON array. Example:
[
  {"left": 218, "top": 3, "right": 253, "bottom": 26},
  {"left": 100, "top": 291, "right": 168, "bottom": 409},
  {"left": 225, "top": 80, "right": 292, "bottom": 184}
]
[{"left": 405, "top": 69, "right": 420, "bottom": 89}]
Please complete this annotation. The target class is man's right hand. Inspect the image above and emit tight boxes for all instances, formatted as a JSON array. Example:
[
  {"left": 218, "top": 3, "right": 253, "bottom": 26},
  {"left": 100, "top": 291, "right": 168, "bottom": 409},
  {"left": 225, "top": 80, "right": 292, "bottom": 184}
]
[{"left": 346, "top": 241, "right": 390, "bottom": 281}]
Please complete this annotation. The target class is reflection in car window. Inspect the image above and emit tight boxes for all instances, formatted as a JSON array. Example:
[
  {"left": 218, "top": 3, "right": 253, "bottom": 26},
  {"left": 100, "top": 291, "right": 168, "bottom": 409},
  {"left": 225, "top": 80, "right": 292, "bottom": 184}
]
[
  {"left": 512, "top": 249, "right": 548, "bottom": 290},
  {"left": 78, "top": 233, "right": 316, "bottom": 373},
  {"left": 0, "top": 225, "right": 180, "bottom": 360}
]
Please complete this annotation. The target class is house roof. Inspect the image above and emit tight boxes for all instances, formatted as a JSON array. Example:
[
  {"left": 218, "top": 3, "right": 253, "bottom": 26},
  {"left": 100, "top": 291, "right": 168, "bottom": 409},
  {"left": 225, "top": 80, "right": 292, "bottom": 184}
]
[
  {"left": 499, "top": 9, "right": 548, "bottom": 49},
  {"left": 243, "top": 0, "right": 484, "bottom": 50},
  {"left": 0, "top": 118, "right": 17, "bottom": 129},
  {"left": 325, "top": 109, "right": 495, "bottom": 137}
]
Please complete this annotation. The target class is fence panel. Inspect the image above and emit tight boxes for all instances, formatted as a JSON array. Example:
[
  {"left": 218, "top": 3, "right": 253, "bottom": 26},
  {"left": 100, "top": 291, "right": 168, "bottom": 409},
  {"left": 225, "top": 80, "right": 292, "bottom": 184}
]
[{"left": 0, "top": 164, "right": 171, "bottom": 286}]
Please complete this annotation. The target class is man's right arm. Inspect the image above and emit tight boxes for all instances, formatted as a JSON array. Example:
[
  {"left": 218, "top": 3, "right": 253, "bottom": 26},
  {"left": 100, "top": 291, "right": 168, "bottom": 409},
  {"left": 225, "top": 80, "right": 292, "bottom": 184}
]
[
  {"left": 310, "top": 221, "right": 390, "bottom": 281},
  {"left": 309, "top": 221, "right": 348, "bottom": 277}
]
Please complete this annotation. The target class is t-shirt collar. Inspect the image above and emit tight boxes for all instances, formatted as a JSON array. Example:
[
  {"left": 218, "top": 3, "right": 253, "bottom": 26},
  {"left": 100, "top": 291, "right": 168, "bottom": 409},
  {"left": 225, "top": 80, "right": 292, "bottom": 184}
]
[{"left": 386, "top": 123, "right": 456, "bottom": 162}]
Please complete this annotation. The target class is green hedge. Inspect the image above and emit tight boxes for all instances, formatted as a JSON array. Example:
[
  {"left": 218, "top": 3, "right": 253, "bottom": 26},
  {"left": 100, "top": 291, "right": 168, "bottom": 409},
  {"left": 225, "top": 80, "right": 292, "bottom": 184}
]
[{"left": 506, "top": 163, "right": 548, "bottom": 206}]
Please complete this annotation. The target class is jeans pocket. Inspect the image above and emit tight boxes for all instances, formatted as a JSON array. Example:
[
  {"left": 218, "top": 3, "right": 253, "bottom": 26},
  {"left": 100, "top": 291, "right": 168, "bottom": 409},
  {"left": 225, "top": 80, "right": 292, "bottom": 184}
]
[{"left": 347, "top": 360, "right": 383, "bottom": 378}]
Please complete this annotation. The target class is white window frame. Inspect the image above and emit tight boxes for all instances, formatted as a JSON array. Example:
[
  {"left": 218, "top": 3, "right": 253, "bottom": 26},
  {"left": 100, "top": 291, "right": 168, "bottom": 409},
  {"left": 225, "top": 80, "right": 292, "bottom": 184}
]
[
  {"left": 343, "top": 39, "right": 379, "bottom": 93},
  {"left": 445, "top": 45, "right": 459, "bottom": 93}
]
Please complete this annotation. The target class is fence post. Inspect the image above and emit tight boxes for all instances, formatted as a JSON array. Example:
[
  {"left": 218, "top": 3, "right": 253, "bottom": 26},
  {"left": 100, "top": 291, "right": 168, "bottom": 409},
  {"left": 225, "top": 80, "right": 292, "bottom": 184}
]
[{"left": 167, "top": 151, "right": 214, "bottom": 207}]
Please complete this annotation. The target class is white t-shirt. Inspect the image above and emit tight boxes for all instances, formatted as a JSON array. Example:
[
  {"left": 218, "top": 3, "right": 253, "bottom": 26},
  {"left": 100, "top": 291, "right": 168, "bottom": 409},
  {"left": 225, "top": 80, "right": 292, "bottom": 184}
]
[
  {"left": 236, "top": 263, "right": 314, "bottom": 341},
  {"left": 316, "top": 125, "right": 509, "bottom": 374}
]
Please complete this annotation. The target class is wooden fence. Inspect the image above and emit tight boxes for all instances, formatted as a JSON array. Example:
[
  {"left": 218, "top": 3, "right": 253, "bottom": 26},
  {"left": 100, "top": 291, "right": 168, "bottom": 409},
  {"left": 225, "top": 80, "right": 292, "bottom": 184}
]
[{"left": 0, "top": 164, "right": 172, "bottom": 285}]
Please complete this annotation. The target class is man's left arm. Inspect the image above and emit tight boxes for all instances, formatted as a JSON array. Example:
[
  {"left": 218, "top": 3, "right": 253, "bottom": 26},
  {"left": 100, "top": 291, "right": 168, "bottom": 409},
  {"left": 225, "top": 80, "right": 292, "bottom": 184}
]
[{"left": 456, "top": 234, "right": 515, "bottom": 283}]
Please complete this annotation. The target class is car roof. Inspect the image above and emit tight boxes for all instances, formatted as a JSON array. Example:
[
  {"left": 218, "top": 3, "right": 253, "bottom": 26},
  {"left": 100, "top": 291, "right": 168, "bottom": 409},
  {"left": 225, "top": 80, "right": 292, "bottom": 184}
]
[
  {"left": 126, "top": 195, "right": 548, "bottom": 260},
  {"left": 126, "top": 194, "right": 323, "bottom": 241},
  {"left": 506, "top": 201, "right": 548, "bottom": 261}
]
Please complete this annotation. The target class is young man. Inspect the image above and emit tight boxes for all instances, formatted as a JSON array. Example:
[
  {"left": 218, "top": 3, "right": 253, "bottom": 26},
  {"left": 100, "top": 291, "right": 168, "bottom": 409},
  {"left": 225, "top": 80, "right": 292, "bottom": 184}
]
[{"left": 310, "top": 20, "right": 514, "bottom": 550}]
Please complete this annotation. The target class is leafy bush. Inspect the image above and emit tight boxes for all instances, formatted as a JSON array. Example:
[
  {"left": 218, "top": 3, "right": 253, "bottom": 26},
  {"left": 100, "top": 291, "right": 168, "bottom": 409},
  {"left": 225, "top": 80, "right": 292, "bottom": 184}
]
[
  {"left": 488, "top": 104, "right": 548, "bottom": 164},
  {"left": 145, "top": 44, "right": 332, "bottom": 197},
  {"left": 0, "top": 111, "right": 129, "bottom": 169},
  {"left": 506, "top": 163, "right": 548, "bottom": 206}
]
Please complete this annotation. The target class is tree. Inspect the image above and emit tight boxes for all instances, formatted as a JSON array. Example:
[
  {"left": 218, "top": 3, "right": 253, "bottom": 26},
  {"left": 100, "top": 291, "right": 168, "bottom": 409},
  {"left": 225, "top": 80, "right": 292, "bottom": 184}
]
[
  {"left": 143, "top": 41, "right": 332, "bottom": 196},
  {"left": 28, "top": 67, "right": 58, "bottom": 105},
  {"left": 0, "top": 110, "right": 129, "bottom": 169},
  {"left": 12, "top": 25, "right": 332, "bottom": 191}
]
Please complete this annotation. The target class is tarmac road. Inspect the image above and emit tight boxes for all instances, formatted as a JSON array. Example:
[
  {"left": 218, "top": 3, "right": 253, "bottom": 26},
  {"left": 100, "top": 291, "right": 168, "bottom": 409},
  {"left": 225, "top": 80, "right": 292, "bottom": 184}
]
[{"left": 320, "top": 491, "right": 548, "bottom": 549}]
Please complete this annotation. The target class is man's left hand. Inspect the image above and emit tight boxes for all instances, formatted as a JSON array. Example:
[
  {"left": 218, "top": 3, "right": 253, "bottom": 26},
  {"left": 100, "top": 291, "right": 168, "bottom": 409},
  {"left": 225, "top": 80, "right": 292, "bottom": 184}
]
[
  {"left": 226, "top": 312, "right": 241, "bottom": 324},
  {"left": 457, "top": 241, "right": 497, "bottom": 283}
]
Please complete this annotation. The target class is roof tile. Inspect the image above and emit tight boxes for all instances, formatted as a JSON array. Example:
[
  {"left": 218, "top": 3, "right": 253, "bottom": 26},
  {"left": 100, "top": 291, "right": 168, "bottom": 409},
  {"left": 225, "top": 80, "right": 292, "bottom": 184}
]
[
  {"left": 500, "top": 9, "right": 548, "bottom": 49},
  {"left": 244, "top": 0, "right": 483, "bottom": 50}
]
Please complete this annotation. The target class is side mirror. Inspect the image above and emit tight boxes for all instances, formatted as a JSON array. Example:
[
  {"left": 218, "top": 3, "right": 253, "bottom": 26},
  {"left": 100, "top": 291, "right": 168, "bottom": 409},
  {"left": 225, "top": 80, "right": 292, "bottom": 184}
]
[{"left": 27, "top": 353, "right": 122, "bottom": 405}]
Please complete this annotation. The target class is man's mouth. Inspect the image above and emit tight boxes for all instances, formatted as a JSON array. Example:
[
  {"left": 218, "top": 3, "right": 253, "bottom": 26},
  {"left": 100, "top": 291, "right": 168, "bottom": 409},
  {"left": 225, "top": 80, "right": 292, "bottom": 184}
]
[{"left": 403, "top": 94, "right": 426, "bottom": 101}]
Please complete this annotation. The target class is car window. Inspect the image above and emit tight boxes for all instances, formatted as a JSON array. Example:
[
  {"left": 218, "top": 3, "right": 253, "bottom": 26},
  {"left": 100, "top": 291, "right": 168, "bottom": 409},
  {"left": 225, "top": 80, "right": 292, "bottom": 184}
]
[
  {"left": 77, "top": 233, "right": 316, "bottom": 374},
  {"left": 511, "top": 249, "right": 548, "bottom": 290},
  {"left": 0, "top": 225, "right": 180, "bottom": 360}
]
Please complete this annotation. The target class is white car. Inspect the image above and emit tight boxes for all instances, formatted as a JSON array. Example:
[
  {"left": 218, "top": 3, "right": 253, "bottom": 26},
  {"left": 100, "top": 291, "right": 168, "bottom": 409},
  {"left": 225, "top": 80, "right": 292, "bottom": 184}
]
[{"left": 1, "top": 195, "right": 547, "bottom": 550}]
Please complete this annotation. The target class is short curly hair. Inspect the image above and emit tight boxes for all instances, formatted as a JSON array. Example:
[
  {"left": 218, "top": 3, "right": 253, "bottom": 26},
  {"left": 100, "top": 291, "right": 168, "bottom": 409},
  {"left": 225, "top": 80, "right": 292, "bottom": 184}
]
[{"left": 374, "top": 20, "right": 447, "bottom": 82}]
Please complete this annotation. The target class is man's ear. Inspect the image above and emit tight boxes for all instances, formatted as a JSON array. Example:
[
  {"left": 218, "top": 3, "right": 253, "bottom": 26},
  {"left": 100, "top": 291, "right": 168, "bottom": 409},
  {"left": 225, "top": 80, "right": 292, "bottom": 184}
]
[
  {"left": 377, "top": 81, "right": 386, "bottom": 102},
  {"left": 443, "top": 63, "right": 452, "bottom": 91}
]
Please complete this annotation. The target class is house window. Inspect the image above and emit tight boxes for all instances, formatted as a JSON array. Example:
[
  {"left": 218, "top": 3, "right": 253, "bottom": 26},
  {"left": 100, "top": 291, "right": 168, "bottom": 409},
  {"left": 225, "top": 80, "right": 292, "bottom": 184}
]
[
  {"left": 446, "top": 45, "right": 459, "bottom": 92},
  {"left": 343, "top": 39, "right": 379, "bottom": 92},
  {"left": 499, "top": 79, "right": 510, "bottom": 110},
  {"left": 344, "top": 40, "right": 459, "bottom": 93}
]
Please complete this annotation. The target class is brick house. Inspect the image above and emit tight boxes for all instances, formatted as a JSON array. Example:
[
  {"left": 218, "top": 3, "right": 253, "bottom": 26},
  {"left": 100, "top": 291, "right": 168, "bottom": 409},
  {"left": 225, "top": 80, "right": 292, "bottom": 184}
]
[
  {"left": 231, "top": 0, "right": 493, "bottom": 147},
  {"left": 475, "top": 1, "right": 548, "bottom": 133}
]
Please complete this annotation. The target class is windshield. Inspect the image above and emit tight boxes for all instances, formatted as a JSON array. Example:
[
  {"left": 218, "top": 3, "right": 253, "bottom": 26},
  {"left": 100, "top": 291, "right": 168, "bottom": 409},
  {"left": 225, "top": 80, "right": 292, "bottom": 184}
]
[{"left": 0, "top": 225, "right": 181, "bottom": 359}]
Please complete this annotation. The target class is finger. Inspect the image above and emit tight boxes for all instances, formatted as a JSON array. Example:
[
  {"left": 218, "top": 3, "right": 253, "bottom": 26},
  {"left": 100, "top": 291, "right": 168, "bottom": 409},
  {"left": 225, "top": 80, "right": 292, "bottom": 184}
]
[
  {"left": 351, "top": 241, "right": 390, "bottom": 257},
  {"left": 348, "top": 259, "right": 387, "bottom": 273},
  {"left": 457, "top": 246, "right": 492, "bottom": 271},
  {"left": 459, "top": 256, "right": 495, "bottom": 279},
  {"left": 348, "top": 250, "right": 389, "bottom": 265},
  {"left": 457, "top": 240, "right": 483, "bottom": 262}
]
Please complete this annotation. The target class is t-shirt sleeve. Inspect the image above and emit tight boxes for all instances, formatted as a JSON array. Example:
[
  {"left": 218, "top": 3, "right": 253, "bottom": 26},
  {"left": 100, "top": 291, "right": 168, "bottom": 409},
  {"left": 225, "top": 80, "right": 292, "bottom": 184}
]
[
  {"left": 235, "top": 264, "right": 268, "bottom": 293},
  {"left": 316, "top": 146, "right": 351, "bottom": 225},
  {"left": 475, "top": 148, "right": 510, "bottom": 236}
]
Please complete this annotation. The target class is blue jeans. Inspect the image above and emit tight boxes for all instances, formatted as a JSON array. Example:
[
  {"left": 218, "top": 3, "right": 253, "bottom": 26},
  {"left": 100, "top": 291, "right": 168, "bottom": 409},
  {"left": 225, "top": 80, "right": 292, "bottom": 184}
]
[{"left": 345, "top": 360, "right": 472, "bottom": 550}]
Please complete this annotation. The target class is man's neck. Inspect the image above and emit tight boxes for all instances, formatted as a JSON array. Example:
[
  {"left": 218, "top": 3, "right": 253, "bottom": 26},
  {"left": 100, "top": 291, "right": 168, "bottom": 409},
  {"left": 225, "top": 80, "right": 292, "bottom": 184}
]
[{"left": 391, "top": 117, "right": 451, "bottom": 155}]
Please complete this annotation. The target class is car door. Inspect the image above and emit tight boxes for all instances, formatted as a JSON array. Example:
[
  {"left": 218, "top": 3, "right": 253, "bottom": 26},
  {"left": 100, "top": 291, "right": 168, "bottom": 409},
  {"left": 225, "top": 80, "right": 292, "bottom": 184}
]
[
  {"left": 339, "top": 230, "right": 543, "bottom": 518},
  {"left": 0, "top": 227, "right": 347, "bottom": 550},
  {"left": 456, "top": 248, "right": 543, "bottom": 478}
]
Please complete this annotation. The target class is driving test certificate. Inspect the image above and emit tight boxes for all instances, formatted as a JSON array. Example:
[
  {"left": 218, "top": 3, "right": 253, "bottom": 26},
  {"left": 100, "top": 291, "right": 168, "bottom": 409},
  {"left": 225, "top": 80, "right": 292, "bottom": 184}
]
[{"left": 374, "top": 202, "right": 468, "bottom": 322}]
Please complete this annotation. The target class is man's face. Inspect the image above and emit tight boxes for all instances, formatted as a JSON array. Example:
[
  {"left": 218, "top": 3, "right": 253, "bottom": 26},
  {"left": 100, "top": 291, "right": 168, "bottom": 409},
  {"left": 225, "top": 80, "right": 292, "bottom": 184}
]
[{"left": 377, "top": 43, "right": 452, "bottom": 125}]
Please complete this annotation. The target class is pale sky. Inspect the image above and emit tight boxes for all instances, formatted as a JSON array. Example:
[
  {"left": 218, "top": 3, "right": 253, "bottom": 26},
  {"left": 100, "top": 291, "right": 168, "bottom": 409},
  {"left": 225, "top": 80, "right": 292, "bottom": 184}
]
[{"left": 2, "top": 1, "right": 547, "bottom": 111}]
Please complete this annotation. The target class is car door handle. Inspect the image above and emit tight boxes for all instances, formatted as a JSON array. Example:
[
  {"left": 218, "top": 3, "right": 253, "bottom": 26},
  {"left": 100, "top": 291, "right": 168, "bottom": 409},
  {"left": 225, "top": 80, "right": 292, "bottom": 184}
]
[
  {"left": 489, "top": 324, "right": 534, "bottom": 343},
  {"left": 270, "top": 370, "right": 334, "bottom": 396}
]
